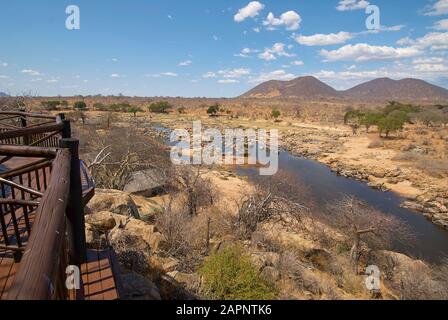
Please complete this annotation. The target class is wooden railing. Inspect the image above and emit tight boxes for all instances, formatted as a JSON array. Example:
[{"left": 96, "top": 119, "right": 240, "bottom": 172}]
[
  {"left": 0, "top": 111, "right": 70, "bottom": 147},
  {"left": 0, "top": 110, "right": 91, "bottom": 300}
]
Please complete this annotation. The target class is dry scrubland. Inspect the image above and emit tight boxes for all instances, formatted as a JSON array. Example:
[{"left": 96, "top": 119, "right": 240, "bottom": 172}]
[{"left": 2, "top": 95, "right": 448, "bottom": 300}]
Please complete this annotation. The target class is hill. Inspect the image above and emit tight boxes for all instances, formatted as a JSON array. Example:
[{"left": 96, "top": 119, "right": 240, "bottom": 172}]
[{"left": 241, "top": 77, "right": 448, "bottom": 102}]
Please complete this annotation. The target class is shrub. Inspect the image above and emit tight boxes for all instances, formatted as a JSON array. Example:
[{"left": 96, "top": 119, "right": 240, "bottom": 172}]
[
  {"left": 360, "top": 111, "right": 383, "bottom": 132},
  {"left": 74, "top": 101, "right": 87, "bottom": 110},
  {"left": 207, "top": 104, "right": 220, "bottom": 116},
  {"left": 177, "top": 106, "right": 186, "bottom": 114},
  {"left": 41, "top": 100, "right": 61, "bottom": 111},
  {"left": 378, "top": 111, "right": 406, "bottom": 138},
  {"left": 201, "top": 246, "right": 277, "bottom": 300},
  {"left": 271, "top": 109, "right": 281, "bottom": 120},
  {"left": 149, "top": 101, "right": 172, "bottom": 114}
]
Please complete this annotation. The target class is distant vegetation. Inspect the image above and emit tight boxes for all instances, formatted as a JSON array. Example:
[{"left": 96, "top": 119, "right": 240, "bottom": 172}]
[
  {"left": 200, "top": 246, "right": 277, "bottom": 300},
  {"left": 148, "top": 101, "right": 172, "bottom": 114},
  {"left": 271, "top": 109, "right": 281, "bottom": 121},
  {"left": 74, "top": 101, "right": 87, "bottom": 111},
  {"left": 344, "top": 101, "right": 448, "bottom": 138},
  {"left": 207, "top": 104, "right": 220, "bottom": 116}
]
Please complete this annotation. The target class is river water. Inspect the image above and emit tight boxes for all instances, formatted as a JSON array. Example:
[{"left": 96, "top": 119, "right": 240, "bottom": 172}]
[
  {"left": 154, "top": 125, "right": 448, "bottom": 264},
  {"left": 237, "top": 151, "right": 448, "bottom": 264}
]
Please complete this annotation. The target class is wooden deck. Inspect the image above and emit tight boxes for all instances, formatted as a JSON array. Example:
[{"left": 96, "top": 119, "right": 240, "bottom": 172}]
[
  {"left": 0, "top": 156, "right": 121, "bottom": 300},
  {"left": 80, "top": 249, "right": 123, "bottom": 300}
]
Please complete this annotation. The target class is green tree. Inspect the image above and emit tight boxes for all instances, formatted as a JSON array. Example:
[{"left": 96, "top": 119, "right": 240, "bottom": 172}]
[
  {"left": 74, "top": 101, "right": 87, "bottom": 110},
  {"left": 127, "top": 106, "right": 143, "bottom": 117},
  {"left": 207, "top": 104, "right": 220, "bottom": 116},
  {"left": 148, "top": 101, "right": 172, "bottom": 114},
  {"left": 378, "top": 111, "right": 407, "bottom": 138},
  {"left": 201, "top": 246, "right": 277, "bottom": 300},
  {"left": 271, "top": 109, "right": 281, "bottom": 121},
  {"left": 344, "top": 110, "right": 364, "bottom": 135},
  {"left": 360, "top": 111, "right": 384, "bottom": 133}
]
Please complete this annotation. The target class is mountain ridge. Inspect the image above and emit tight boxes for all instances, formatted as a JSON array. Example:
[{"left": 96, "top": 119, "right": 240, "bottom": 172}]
[{"left": 241, "top": 76, "right": 448, "bottom": 102}]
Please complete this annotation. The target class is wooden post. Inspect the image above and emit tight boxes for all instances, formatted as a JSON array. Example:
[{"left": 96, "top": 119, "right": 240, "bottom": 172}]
[
  {"left": 59, "top": 138, "right": 86, "bottom": 265},
  {"left": 19, "top": 108, "right": 29, "bottom": 145},
  {"left": 61, "top": 119, "right": 71, "bottom": 139}
]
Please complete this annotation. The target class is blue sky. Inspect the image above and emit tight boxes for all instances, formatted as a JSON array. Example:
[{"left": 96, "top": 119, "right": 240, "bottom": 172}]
[{"left": 0, "top": 0, "right": 447, "bottom": 97}]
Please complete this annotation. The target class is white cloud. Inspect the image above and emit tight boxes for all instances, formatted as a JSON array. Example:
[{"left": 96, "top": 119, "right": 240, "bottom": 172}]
[
  {"left": 291, "top": 60, "right": 304, "bottom": 66},
  {"left": 218, "top": 68, "right": 251, "bottom": 78},
  {"left": 396, "top": 37, "right": 415, "bottom": 46},
  {"left": 167, "top": 15, "right": 173, "bottom": 19},
  {"left": 235, "top": 48, "right": 258, "bottom": 58},
  {"left": 234, "top": 1, "right": 265, "bottom": 22},
  {"left": 110, "top": 74, "right": 120, "bottom": 78},
  {"left": 218, "top": 79, "right": 239, "bottom": 84},
  {"left": 253, "top": 27, "right": 261, "bottom": 33},
  {"left": 412, "top": 57, "right": 444, "bottom": 64},
  {"left": 213, "top": 35, "right": 219, "bottom": 41},
  {"left": 202, "top": 72, "right": 217, "bottom": 78},
  {"left": 414, "top": 32, "right": 448, "bottom": 50},
  {"left": 336, "top": 0, "right": 370, "bottom": 11},
  {"left": 433, "top": 19, "right": 448, "bottom": 30},
  {"left": 259, "top": 43, "right": 295, "bottom": 61},
  {"left": 0, "top": 75, "right": 9, "bottom": 79},
  {"left": 160, "top": 72, "right": 178, "bottom": 77},
  {"left": 21, "top": 69, "right": 40, "bottom": 76},
  {"left": 347, "top": 64, "right": 357, "bottom": 70},
  {"left": 111, "top": 58, "right": 118, "bottom": 62},
  {"left": 423, "top": 0, "right": 448, "bottom": 16},
  {"left": 47, "top": 79, "right": 58, "bottom": 83},
  {"left": 320, "top": 43, "right": 421, "bottom": 62},
  {"left": 249, "top": 69, "right": 296, "bottom": 83},
  {"left": 1, "top": 62, "right": 8, "bottom": 67},
  {"left": 414, "top": 63, "right": 448, "bottom": 72},
  {"left": 178, "top": 60, "right": 192, "bottom": 66},
  {"left": 295, "top": 32, "right": 353, "bottom": 46},
  {"left": 146, "top": 72, "right": 178, "bottom": 77},
  {"left": 263, "top": 11, "right": 301, "bottom": 31}
]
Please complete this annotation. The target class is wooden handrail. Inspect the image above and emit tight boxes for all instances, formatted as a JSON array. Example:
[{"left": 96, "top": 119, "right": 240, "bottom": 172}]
[
  {"left": 0, "top": 111, "right": 56, "bottom": 120},
  {"left": 0, "top": 122, "right": 63, "bottom": 140},
  {"left": 6, "top": 149, "right": 71, "bottom": 300},
  {"left": 0, "top": 145, "right": 57, "bottom": 158}
]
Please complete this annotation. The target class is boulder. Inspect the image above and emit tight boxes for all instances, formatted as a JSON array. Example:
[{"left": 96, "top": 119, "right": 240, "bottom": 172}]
[
  {"left": 124, "top": 218, "right": 167, "bottom": 252},
  {"left": 123, "top": 169, "right": 167, "bottom": 197},
  {"left": 121, "top": 272, "right": 161, "bottom": 300},
  {"left": 166, "top": 271, "right": 201, "bottom": 292},
  {"left": 85, "top": 211, "right": 117, "bottom": 232},
  {"left": 87, "top": 189, "right": 140, "bottom": 218}
]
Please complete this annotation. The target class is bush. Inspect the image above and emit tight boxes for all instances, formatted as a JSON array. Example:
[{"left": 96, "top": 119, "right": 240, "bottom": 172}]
[
  {"left": 378, "top": 111, "right": 406, "bottom": 138},
  {"left": 207, "top": 104, "right": 220, "bottom": 116},
  {"left": 148, "top": 101, "right": 172, "bottom": 114},
  {"left": 271, "top": 109, "right": 281, "bottom": 120},
  {"left": 41, "top": 100, "right": 61, "bottom": 111},
  {"left": 74, "top": 101, "right": 87, "bottom": 110},
  {"left": 201, "top": 246, "right": 277, "bottom": 300}
]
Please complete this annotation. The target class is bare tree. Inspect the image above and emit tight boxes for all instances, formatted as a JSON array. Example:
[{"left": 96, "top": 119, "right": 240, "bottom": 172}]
[
  {"left": 326, "top": 196, "right": 412, "bottom": 274},
  {"left": 171, "top": 165, "right": 215, "bottom": 216}
]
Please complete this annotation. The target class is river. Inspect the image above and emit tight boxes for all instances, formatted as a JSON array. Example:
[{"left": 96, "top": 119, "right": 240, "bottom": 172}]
[{"left": 154, "top": 125, "right": 448, "bottom": 264}]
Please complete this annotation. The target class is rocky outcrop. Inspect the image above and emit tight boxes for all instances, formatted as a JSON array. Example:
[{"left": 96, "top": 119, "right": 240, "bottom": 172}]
[
  {"left": 121, "top": 271, "right": 162, "bottom": 300},
  {"left": 87, "top": 189, "right": 140, "bottom": 218}
]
